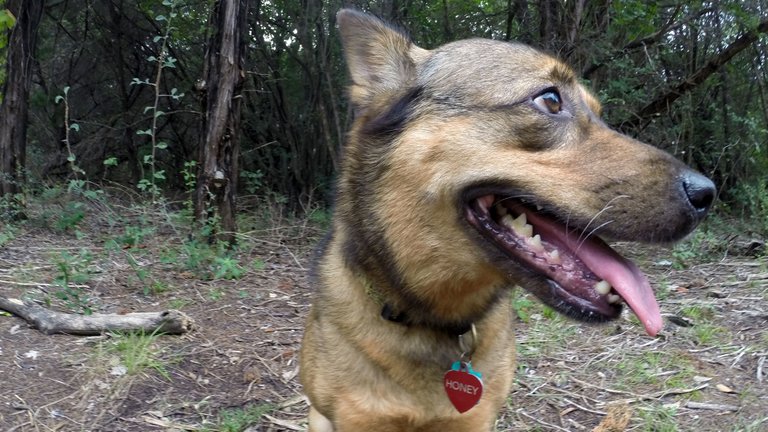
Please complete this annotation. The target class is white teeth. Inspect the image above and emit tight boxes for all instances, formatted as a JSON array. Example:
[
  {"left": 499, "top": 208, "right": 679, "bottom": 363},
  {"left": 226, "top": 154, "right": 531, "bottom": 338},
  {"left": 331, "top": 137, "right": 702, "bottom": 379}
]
[
  {"left": 513, "top": 215, "right": 532, "bottom": 237},
  {"left": 501, "top": 214, "right": 516, "bottom": 229},
  {"left": 518, "top": 223, "right": 533, "bottom": 238},
  {"left": 528, "top": 234, "right": 544, "bottom": 252},
  {"left": 511, "top": 213, "right": 527, "bottom": 228},
  {"left": 548, "top": 250, "right": 561, "bottom": 264},
  {"left": 594, "top": 280, "right": 612, "bottom": 295},
  {"left": 502, "top": 213, "right": 533, "bottom": 238},
  {"left": 607, "top": 294, "right": 621, "bottom": 304}
]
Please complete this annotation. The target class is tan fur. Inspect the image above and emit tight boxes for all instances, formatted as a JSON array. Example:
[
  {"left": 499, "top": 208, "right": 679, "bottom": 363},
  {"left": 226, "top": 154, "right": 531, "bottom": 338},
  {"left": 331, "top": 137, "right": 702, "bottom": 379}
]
[{"left": 300, "top": 9, "right": 712, "bottom": 431}]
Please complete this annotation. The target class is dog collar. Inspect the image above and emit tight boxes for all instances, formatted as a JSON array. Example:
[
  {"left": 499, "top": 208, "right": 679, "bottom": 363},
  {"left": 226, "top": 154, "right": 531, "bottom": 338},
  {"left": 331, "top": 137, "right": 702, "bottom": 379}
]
[{"left": 360, "top": 274, "right": 473, "bottom": 335}]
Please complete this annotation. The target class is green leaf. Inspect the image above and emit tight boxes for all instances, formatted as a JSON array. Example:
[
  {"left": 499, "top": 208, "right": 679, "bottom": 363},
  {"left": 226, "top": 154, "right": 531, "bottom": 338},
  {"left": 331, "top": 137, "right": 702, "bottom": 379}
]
[
  {"left": 67, "top": 154, "right": 76, "bottom": 162},
  {"left": 0, "top": 9, "right": 17, "bottom": 29},
  {"left": 147, "top": 55, "right": 157, "bottom": 62},
  {"left": 154, "top": 170, "right": 166, "bottom": 180},
  {"left": 55, "top": 95, "right": 63, "bottom": 104},
  {"left": 69, "top": 123, "right": 80, "bottom": 132},
  {"left": 153, "top": 35, "right": 163, "bottom": 43},
  {"left": 155, "top": 14, "right": 166, "bottom": 21},
  {"left": 144, "top": 106, "right": 154, "bottom": 113},
  {"left": 103, "top": 157, "right": 118, "bottom": 167},
  {"left": 156, "top": 141, "right": 168, "bottom": 150},
  {"left": 63, "top": 86, "right": 70, "bottom": 95},
  {"left": 136, "top": 129, "right": 153, "bottom": 136}
]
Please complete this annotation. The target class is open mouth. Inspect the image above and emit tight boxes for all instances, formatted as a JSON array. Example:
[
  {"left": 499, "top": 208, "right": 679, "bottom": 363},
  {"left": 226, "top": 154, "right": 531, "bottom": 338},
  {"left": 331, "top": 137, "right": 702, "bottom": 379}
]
[{"left": 465, "top": 193, "right": 662, "bottom": 336}]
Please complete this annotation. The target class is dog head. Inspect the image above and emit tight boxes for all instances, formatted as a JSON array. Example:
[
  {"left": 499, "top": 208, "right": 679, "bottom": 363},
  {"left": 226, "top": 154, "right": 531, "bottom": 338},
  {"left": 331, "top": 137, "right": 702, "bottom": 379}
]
[{"left": 335, "top": 9, "right": 715, "bottom": 336}]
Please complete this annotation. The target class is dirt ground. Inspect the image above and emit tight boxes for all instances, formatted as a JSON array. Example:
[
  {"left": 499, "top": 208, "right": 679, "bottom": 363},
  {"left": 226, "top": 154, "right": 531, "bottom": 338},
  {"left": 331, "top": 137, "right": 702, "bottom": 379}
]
[{"left": 0, "top": 202, "right": 766, "bottom": 431}]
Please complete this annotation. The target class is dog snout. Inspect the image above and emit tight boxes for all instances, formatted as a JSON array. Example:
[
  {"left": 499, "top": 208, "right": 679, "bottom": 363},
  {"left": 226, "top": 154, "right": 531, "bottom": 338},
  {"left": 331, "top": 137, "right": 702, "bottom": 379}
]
[{"left": 681, "top": 170, "right": 716, "bottom": 218}]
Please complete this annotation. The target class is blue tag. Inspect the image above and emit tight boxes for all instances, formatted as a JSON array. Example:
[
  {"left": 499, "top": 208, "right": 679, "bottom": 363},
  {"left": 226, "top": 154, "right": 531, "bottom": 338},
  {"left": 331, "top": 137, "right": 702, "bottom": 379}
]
[{"left": 450, "top": 361, "right": 482, "bottom": 380}]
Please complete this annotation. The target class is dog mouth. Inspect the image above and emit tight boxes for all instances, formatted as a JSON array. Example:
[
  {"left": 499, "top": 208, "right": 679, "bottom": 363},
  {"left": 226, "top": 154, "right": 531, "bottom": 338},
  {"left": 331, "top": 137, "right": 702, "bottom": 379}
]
[{"left": 465, "top": 194, "right": 662, "bottom": 336}]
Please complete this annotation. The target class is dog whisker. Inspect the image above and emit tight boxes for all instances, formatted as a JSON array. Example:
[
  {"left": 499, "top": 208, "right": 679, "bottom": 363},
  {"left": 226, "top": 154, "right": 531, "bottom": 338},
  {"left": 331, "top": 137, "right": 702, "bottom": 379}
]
[{"left": 577, "top": 195, "right": 630, "bottom": 244}]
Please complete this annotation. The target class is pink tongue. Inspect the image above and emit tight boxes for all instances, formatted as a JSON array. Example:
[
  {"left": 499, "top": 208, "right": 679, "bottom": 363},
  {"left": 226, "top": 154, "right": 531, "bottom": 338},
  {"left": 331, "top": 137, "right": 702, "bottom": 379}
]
[
  {"left": 527, "top": 212, "right": 663, "bottom": 336},
  {"left": 574, "top": 239, "right": 662, "bottom": 336}
]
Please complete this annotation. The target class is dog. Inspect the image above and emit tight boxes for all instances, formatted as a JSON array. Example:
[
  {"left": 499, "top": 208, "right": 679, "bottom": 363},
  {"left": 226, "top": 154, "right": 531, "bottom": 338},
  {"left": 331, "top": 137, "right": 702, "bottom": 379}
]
[{"left": 300, "top": 9, "right": 715, "bottom": 431}]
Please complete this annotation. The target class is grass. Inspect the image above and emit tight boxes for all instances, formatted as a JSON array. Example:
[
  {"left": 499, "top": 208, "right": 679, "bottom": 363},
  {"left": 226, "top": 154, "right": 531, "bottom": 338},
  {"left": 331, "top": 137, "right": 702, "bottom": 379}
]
[
  {"left": 675, "top": 303, "right": 731, "bottom": 346},
  {"left": 637, "top": 403, "right": 678, "bottom": 431},
  {"left": 2, "top": 186, "right": 767, "bottom": 431},
  {"left": 207, "top": 403, "right": 274, "bottom": 432},
  {"left": 107, "top": 330, "right": 170, "bottom": 379}
]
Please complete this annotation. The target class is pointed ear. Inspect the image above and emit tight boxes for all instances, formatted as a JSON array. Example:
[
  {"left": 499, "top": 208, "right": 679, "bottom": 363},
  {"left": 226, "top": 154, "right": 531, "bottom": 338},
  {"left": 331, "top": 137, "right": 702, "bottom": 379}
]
[{"left": 336, "top": 9, "right": 428, "bottom": 112}]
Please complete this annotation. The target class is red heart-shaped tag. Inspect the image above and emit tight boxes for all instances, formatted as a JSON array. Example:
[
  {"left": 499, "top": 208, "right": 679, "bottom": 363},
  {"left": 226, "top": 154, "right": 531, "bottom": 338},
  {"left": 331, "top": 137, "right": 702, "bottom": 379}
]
[{"left": 444, "top": 369, "right": 483, "bottom": 413}]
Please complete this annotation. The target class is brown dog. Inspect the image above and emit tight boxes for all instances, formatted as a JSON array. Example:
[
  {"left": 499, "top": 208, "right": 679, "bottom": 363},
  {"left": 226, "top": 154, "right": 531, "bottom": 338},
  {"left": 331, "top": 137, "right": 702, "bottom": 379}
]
[{"left": 300, "top": 9, "right": 715, "bottom": 431}]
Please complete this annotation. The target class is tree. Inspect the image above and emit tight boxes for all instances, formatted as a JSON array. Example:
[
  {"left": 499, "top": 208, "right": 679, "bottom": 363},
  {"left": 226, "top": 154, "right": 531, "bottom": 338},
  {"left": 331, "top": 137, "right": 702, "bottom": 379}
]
[
  {"left": 0, "top": 0, "right": 43, "bottom": 218},
  {"left": 620, "top": 19, "right": 768, "bottom": 131},
  {"left": 194, "top": 0, "right": 248, "bottom": 244}
]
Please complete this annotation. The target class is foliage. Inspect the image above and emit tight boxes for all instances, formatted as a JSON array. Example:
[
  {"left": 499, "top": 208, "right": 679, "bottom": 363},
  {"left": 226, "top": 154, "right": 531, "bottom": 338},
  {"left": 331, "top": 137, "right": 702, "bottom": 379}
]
[
  {"left": 1, "top": 0, "right": 766, "bottom": 226},
  {"left": 0, "top": 5, "right": 15, "bottom": 91},
  {"left": 179, "top": 238, "right": 245, "bottom": 280},
  {"left": 131, "top": 0, "right": 185, "bottom": 200},
  {"left": 206, "top": 403, "right": 274, "bottom": 432},
  {"left": 637, "top": 403, "right": 679, "bottom": 432},
  {"left": 52, "top": 249, "right": 94, "bottom": 315},
  {"left": 107, "top": 330, "right": 170, "bottom": 379},
  {"left": 732, "top": 180, "right": 768, "bottom": 234}
]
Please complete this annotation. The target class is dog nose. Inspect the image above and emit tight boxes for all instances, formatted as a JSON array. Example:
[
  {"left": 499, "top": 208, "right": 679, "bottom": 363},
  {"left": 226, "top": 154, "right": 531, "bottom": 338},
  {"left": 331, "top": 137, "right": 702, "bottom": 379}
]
[{"left": 681, "top": 171, "right": 715, "bottom": 216}]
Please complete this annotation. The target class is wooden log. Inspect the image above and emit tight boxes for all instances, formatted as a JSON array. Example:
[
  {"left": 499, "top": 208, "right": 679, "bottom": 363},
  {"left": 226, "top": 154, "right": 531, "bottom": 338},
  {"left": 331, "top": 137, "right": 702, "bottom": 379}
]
[{"left": 0, "top": 297, "right": 194, "bottom": 335}]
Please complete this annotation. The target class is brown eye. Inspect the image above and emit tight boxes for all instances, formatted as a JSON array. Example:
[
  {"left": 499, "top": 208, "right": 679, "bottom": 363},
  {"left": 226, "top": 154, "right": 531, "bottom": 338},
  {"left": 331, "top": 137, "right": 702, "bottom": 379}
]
[{"left": 533, "top": 90, "right": 562, "bottom": 114}]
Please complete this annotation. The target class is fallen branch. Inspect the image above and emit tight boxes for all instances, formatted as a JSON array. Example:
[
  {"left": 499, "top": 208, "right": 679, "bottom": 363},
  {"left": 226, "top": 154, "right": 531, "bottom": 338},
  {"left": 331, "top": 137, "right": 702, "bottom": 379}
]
[
  {"left": 684, "top": 401, "right": 739, "bottom": 412},
  {"left": 573, "top": 377, "right": 710, "bottom": 405},
  {"left": 0, "top": 297, "right": 194, "bottom": 335}
]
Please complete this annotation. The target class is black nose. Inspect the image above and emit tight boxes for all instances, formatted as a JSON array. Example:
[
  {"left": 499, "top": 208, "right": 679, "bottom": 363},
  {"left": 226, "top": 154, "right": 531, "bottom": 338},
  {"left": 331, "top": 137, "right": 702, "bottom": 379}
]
[{"left": 682, "top": 171, "right": 716, "bottom": 216}]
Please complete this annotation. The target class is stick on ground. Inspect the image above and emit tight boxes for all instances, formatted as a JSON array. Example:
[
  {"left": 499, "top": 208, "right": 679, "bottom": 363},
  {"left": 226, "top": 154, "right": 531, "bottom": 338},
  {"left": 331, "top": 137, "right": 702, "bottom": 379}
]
[{"left": 0, "top": 297, "right": 194, "bottom": 335}]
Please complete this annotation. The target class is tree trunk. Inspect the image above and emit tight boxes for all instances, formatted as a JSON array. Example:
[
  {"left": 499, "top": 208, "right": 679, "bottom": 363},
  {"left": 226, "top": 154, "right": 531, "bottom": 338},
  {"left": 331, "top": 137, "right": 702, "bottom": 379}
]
[
  {"left": 194, "top": 0, "right": 248, "bottom": 245},
  {"left": 0, "top": 0, "right": 43, "bottom": 218}
]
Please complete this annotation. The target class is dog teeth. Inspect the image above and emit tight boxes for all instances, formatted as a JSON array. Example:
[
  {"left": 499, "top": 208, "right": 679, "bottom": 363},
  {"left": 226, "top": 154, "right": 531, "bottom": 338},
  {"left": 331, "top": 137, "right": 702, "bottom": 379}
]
[
  {"left": 517, "top": 224, "right": 533, "bottom": 238},
  {"left": 501, "top": 214, "right": 516, "bottom": 229},
  {"left": 547, "top": 250, "right": 561, "bottom": 264},
  {"left": 594, "top": 280, "right": 612, "bottom": 295},
  {"left": 512, "top": 214, "right": 533, "bottom": 237},
  {"left": 501, "top": 212, "right": 534, "bottom": 238},
  {"left": 527, "top": 234, "right": 544, "bottom": 252},
  {"left": 607, "top": 294, "right": 622, "bottom": 304}
]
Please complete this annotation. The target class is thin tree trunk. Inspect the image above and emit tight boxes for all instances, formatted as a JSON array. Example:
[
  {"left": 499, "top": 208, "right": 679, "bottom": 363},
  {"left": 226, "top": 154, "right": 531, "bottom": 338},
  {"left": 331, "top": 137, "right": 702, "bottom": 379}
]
[
  {"left": 0, "top": 0, "right": 43, "bottom": 218},
  {"left": 194, "top": 0, "right": 248, "bottom": 245}
]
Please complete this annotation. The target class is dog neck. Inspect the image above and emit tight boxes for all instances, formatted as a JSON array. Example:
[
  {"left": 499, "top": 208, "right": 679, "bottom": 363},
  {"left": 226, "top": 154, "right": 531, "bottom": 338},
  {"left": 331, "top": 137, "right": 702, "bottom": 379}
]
[{"left": 360, "top": 273, "right": 474, "bottom": 336}]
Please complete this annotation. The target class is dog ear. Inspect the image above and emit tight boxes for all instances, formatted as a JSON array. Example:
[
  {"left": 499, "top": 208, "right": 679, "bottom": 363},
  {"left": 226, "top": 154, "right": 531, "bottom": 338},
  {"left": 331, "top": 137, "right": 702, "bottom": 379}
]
[{"left": 337, "top": 9, "right": 427, "bottom": 113}]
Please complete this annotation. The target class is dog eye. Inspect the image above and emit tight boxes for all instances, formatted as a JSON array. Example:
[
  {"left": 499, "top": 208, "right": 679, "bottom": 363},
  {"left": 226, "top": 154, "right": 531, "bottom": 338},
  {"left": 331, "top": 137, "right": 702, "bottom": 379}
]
[{"left": 533, "top": 90, "right": 562, "bottom": 114}]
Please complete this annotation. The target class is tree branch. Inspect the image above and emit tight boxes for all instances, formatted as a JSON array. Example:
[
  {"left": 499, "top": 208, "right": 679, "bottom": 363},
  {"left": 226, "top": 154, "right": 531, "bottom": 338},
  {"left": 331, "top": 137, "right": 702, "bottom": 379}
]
[
  {"left": 621, "top": 19, "right": 768, "bottom": 131},
  {"left": 0, "top": 297, "right": 194, "bottom": 335}
]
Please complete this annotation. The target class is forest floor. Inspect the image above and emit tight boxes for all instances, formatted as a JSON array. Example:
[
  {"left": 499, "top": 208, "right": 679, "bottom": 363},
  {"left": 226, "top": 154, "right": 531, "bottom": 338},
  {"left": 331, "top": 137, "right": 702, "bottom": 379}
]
[{"left": 0, "top": 195, "right": 767, "bottom": 431}]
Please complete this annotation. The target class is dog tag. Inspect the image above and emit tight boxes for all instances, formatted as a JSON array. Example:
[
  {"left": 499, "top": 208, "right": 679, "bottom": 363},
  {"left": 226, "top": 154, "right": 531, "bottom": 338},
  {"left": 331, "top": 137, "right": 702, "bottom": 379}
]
[{"left": 444, "top": 361, "right": 483, "bottom": 413}]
